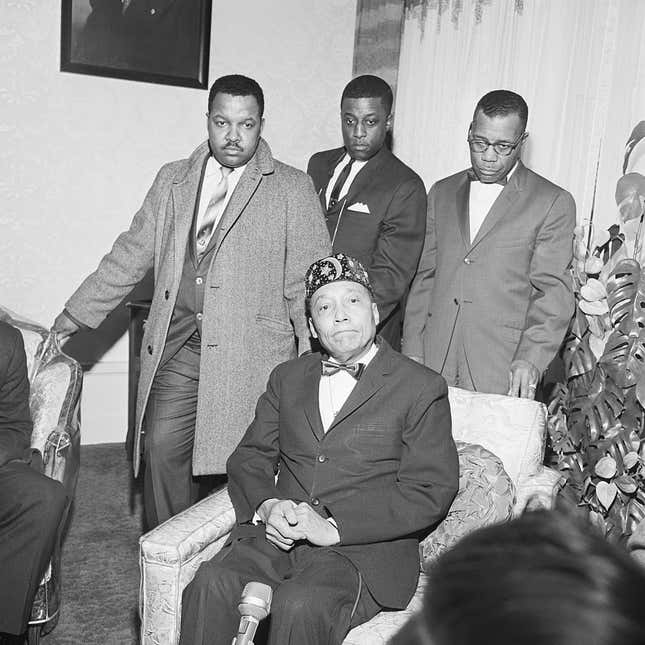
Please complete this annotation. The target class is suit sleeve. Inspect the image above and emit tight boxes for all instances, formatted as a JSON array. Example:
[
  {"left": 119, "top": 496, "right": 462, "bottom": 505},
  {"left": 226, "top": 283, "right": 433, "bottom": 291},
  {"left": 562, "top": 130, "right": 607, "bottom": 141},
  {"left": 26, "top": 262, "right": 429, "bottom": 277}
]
[
  {"left": 369, "top": 176, "right": 427, "bottom": 323},
  {"left": 226, "top": 367, "right": 283, "bottom": 522},
  {"left": 0, "top": 325, "right": 33, "bottom": 467},
  {"left": 326, "top": 376, "right": 458, "bottom": 545},
  {"left": 284, "top": 174, "right": 332, "bottom": 354},
  {"left": 64, "top": 165, "right": 173, "bottom": 328},
  {"left": 513, "top": 189, "right": 576, "bottom": 373},
  {"left": 402, "top": 184, "right": 437, "bottom": 359}
]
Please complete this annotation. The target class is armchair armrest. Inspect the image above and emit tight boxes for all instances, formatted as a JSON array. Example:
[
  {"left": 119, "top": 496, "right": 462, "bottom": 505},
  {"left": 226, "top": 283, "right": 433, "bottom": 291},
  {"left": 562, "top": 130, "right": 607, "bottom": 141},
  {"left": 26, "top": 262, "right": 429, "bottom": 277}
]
[
  {"left": 513, "top": 465, "right": 565, "bottom": 516},
  {"left": 139, "top": 486, "right": 235, "bottom": 645}
]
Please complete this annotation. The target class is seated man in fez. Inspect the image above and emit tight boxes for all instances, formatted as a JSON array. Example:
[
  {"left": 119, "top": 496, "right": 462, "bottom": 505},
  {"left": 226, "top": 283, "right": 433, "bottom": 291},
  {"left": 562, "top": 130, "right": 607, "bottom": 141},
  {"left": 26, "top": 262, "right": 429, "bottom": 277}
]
[
  {"left": 179, "top": 253, "right": 458, "bottom": 645},
  {"left": 307, "top": 76, "right": 427, "bottom": 351},
  {"left": 0, "top": 321, "right": 67, "bottom": 643},
  {"left": 403, "top": 90, "right": 575, "bottom": 398}
]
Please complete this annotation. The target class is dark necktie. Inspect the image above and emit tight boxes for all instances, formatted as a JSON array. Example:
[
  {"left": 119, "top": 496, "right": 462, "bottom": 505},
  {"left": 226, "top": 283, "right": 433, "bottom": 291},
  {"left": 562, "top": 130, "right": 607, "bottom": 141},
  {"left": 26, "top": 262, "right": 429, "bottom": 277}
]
[
  {"left": 321, "top": 360, "right": 365, "bottom": 380},
  {"left": 467, "top": 168, "right": 507, "bottom": 186},
  {"left": 327, "top": 159, "right": 355, "bottom": 210}
]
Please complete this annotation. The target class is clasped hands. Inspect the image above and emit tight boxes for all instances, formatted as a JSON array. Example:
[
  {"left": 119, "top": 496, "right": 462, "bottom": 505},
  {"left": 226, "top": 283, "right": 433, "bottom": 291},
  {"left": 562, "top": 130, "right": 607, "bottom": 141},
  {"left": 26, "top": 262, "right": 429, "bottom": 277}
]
[{"left": 257, "top": 498, "right": 340, "bottom": 551}]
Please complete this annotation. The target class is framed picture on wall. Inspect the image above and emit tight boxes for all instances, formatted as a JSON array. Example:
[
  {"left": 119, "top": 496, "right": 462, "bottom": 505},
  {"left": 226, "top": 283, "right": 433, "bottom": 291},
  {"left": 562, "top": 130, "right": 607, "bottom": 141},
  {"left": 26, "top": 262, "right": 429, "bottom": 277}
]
[{"left": 60, "top": 0, "right": 212, "bottom": 89}]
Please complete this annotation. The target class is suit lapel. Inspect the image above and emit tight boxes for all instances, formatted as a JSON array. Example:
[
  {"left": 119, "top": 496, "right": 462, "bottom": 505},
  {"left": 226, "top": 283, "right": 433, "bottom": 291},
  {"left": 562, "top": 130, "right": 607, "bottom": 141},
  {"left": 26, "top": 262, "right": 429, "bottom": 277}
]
[
  {"left": 302, "top": 360, "right": 325, "bottom": 441},
  {"left": 342, "top": 146, "right": 388, "bottom": 207},
  {"left": 326, "top": 342, "right": 392, "bottom": 434},
  {"left": 320, "top": 150, "right": 348, "bottom": 212},
  {"left": 470, "top": 162, "right": 526, "bottom": 249},
  {"left": 208, "top": 159, "right": 263, "bottom": 258},
  {"left": 455, "top": 172, "right": 471, "bottom": 250},
  {"left": 171, "top": 153, "right": 208, "bottom": 281}
]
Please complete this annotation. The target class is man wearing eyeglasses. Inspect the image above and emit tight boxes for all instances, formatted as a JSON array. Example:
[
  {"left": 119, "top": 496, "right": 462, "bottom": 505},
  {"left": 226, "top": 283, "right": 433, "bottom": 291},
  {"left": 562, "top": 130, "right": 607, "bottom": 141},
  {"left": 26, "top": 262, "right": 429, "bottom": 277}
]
[{"left": 403, "top": 90, "right": 575, "bottom": 399}]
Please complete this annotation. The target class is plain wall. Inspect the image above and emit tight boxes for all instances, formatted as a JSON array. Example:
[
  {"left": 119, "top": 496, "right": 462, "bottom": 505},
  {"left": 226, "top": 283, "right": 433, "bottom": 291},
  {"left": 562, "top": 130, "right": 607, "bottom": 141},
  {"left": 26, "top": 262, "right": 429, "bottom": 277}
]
[{"left": 1, "top": 0, "right": 357, "bottom": 443}]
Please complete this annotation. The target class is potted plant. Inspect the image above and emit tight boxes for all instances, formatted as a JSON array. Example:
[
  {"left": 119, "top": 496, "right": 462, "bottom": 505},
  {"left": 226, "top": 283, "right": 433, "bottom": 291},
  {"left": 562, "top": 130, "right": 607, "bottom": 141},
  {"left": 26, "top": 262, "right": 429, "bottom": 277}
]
[{"left": 548, "top": 122, "right": 645, "bottom": 543}]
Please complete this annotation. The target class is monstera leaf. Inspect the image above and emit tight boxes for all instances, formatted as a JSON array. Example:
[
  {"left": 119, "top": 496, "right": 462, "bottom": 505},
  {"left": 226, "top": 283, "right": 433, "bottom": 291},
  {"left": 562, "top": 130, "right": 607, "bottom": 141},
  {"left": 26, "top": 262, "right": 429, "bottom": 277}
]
[
  {"left": 606, "top": 258, "right": 641, "bottom": 330},
  {"left": 567, "top": 367, "right": 624, "bottom": 445},
  {"left": 561, "top": 309, "right": 594, "bottom": 378},
  {"left": 623, "top": 121, "right": 645, "bottom": 174},
  {"left": 616, "top": 173, "right": 645, "bottom": 224},
  {"left": 600, "top": 329, "right": 645, "bottom": 390}
]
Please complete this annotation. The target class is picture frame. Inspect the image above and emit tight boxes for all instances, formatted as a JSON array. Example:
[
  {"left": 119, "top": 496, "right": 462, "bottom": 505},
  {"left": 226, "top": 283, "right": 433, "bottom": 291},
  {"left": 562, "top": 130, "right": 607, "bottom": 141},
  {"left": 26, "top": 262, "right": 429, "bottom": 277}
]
[{"left": 60, "top": 0, "right": 212, "bottom": 89}]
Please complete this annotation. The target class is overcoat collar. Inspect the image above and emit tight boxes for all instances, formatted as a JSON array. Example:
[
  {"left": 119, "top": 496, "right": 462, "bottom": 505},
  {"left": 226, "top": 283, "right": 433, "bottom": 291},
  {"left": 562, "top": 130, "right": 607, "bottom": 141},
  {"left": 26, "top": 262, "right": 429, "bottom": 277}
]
[
  {"left": 302, "top": 337, "right": 396, "bottom": 441},
  {"left": 169, "top": 138, "right": 275, "bottom": 271}
]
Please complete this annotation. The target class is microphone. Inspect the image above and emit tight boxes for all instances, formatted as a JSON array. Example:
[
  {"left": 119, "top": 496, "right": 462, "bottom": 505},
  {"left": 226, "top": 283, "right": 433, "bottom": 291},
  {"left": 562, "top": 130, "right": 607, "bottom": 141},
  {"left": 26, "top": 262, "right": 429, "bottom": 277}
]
[{"left": 233, "top": 581, "right": 273, "bottom": 645}]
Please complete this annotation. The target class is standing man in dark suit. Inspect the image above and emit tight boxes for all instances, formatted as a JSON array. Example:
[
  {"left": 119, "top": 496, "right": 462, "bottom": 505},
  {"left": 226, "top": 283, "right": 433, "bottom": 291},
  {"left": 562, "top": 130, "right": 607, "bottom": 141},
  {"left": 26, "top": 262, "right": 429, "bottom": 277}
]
[
  {"left": 403, "top": 90, "right": 575, "bottom": 398},
  {"left": 52, "top": 75, "right": 330, "bottom": 529},
  {"left": 0, "top": 321, "right": 67, "bottom": 643},
  {"left": 307, "top": 76, "right": 427, "bottom": 350},
  {"left": 179, "top": 253, "right": 458, "bottom": 645}
]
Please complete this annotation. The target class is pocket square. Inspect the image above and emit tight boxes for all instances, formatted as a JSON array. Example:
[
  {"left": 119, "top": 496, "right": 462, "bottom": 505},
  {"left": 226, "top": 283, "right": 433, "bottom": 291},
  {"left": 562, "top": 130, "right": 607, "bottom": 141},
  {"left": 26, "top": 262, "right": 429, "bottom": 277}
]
[{"left": 348, "top": 202, "right": 371, "bottom": 214}]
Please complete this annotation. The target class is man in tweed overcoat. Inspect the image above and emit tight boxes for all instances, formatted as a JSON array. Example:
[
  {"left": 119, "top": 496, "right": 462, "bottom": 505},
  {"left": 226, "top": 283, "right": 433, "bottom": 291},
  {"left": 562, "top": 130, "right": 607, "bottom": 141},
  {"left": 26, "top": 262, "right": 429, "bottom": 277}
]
[{"left": 53, "top": 75, "right": 331, "bottom": 528}]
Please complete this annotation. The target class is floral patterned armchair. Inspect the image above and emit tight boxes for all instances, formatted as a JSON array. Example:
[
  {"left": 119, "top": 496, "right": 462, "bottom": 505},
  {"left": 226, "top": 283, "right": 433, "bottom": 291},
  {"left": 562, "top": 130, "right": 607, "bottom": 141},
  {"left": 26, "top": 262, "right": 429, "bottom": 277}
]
[{"left": 0, "top": 307, "right": 82, "bottom": 644}]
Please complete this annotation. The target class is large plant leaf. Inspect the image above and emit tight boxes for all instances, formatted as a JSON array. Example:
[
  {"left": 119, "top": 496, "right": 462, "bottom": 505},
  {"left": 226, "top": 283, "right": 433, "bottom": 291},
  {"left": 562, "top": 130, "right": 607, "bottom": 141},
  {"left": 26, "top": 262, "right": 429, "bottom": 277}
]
[
  {"left": 567, "top": 368, "right": 624, "bottom": 444},
  {"left": 615, "top": 173, "right": 645, "bottom": 224},
  {"left": 561, "top": 309, "right": 594, "bottom": 378},
  {"left": 623, "top": 121, "right": 645, "bottom": 174},
  {"left": 605, "top": 258, "right": 640, "bottom": 330},
  {"left": 600, "top": 329, "right": 645, "bottom": 388}
]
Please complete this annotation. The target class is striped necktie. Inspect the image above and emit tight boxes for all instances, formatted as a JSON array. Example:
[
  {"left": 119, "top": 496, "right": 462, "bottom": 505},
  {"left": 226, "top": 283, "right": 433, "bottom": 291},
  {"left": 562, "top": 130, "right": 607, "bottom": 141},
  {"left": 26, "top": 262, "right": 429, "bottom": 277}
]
[{"left": 196, "top": 166, "right": 233, "bottom": 253}]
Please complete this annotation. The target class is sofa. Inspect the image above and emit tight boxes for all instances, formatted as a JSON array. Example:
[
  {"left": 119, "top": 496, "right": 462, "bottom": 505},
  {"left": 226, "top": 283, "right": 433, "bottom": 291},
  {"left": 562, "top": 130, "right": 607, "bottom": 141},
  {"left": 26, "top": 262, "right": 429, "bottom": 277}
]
[
  {"left": 139, "top": 386, "right": 563, "bottom": 645},
  {"left": 0, "top": 307, "right": 83, "bottom": 644}
]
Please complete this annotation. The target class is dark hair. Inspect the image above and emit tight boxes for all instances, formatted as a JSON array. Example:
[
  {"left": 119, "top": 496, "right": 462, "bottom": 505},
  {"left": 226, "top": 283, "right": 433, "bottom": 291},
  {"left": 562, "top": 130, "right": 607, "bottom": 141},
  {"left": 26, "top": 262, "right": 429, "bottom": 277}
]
[
  {"left": 474, "top": 89, "right": 528, "bottom": 130},
  {"left": 392, "top": 510, "right": 645, "bottom": 645},
  {"left": 341, "top": 75, "right": 393, "bottom": 115},
  {"left": 208, "top": 74, "right": 265, "bottom": 117}
]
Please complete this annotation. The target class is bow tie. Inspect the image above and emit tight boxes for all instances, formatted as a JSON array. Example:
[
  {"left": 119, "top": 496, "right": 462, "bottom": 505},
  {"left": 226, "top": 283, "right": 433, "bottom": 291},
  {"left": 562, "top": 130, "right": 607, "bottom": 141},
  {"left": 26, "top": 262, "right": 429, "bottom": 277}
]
[
  {"left": 467, "top": 168, "right": 507, "bottom": 186},
  {"left": 321, "top": 360, "right": 366, "bottom": 380}
]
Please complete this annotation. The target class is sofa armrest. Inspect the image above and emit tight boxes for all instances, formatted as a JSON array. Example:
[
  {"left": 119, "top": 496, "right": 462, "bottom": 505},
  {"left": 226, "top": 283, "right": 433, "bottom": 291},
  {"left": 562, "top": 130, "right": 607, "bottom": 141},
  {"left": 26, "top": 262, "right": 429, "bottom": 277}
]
[
  {"left": 513, "top": 465, "right": 565, "bottom": 516},
  {"left": 139, "top": 486, "right": 236, "bottom": 645}
]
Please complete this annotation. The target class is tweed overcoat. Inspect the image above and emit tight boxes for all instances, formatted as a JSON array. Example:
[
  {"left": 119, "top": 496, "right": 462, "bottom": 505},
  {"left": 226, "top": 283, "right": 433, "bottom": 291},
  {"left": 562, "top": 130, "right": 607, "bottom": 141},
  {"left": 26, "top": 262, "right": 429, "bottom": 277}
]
[
  {"left": 402, "top": 161, "right": 576, "bottom": 394},
  {"left": 65, "top": 139, "right": 331, "bottom": 475}
]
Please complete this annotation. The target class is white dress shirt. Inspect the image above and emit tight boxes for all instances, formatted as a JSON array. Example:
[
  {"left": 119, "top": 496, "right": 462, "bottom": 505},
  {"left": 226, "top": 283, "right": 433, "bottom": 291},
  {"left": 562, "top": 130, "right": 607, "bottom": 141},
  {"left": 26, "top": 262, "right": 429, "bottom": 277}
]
[
  {"left": 468, "top": 163, "right": 517, "bottom": 242},
  {"left": 324, "top": 154, "right": 368, "bottom": 209},
  {"left": 194, "top": 156, "right": 246, "bottom": 246},
  {"left": 318, "top": 342, "right": 379, "bottom": 432}
]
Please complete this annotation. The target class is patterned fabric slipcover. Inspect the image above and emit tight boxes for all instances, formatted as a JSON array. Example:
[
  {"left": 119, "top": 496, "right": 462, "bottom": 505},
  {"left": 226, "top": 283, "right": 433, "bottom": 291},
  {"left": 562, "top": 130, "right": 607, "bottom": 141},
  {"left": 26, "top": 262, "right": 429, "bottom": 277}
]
[
  {"left": 139, "top": 386, "right": 563, "bottom": 645},
  {"left": 0, "top": 306, "right": 82, "bottom": 638}
]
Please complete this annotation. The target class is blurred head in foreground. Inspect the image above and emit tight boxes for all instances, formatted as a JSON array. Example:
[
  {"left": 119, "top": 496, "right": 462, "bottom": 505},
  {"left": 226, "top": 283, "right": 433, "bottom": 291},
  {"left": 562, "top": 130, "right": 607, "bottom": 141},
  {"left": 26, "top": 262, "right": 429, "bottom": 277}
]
[{"left": 391, "top": 509, "right": 645, "bottom": 645}]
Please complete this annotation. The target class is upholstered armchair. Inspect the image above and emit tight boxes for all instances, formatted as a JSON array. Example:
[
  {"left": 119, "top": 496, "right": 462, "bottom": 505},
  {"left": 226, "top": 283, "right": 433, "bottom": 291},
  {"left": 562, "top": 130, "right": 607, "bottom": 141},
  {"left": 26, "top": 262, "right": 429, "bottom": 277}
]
[
  {"left": 139, "top": 387, "right": 564, "bottom": 645},
  {"left": 0, "top": 308, "right": 82, "bottom": 644}
]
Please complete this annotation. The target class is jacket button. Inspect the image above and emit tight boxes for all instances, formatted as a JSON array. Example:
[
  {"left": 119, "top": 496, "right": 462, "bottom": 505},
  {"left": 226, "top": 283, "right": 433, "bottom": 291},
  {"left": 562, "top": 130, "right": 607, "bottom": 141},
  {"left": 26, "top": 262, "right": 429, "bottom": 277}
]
[
  {"left": 311, "top": 497, "right": 320, "bottom": 506},
  {"left": 317, "top": 454, "right": 326, "bottom": 463},
  {"left": 196, "top": 313, "right": 203, "bottom": 321},
  {"left": 147, "top": 345, "right": 153, "bottom": 355},
  {"left": 164, "top": 290, "right": 169, "bottom": 299},
  {"left": 464, "top": 258, "right": 473, "bottom": 265},
  {"left": 195, "top": 277, "right": 203, "bottom": 285},
  {"left": 453, "top": 298, "right": 459, "bottom": 305}
]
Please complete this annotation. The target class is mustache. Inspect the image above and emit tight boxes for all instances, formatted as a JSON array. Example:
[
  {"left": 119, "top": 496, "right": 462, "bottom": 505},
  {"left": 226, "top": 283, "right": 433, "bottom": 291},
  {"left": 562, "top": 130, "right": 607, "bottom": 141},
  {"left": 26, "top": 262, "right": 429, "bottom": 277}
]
[{"left": 224, "top": 142, "right": 242, "bottom": 149}]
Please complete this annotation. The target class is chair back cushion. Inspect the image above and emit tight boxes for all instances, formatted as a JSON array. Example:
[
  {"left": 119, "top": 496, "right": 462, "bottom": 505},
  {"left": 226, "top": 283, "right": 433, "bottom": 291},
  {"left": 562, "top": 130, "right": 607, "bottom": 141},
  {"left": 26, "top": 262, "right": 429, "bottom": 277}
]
[
  {"left": 419, "top": 441, "right": 514, "bottom": 571},
  {"left": 448, "top": 386, "right": 546, "bottom": 485}
]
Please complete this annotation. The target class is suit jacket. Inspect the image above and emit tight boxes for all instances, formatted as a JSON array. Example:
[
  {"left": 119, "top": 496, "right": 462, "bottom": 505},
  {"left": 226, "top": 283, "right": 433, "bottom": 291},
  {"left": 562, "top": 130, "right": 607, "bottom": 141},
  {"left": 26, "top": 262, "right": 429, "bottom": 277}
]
[
  {"left": 227, "top": 339, "right": 458, "bottom": 609},
  {"left": 402, "top": 161, "right": 576, "bottom": 394},
  {"left": 307, "top": 147, "right": 427, "bottom": 349},
  {"left": 0, "top": 321, "right": 32, "bottom": 468},
  {"left": 65, "top": 139, "right": 331, "bottom": 475}
]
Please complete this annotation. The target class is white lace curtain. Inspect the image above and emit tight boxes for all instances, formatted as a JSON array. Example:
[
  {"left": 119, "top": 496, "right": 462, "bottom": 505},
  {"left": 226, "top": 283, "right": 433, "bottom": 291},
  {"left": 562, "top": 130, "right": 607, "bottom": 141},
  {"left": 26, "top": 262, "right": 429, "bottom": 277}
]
[{"left": 394, "top": 0, "right": 645, "bottom": 231}]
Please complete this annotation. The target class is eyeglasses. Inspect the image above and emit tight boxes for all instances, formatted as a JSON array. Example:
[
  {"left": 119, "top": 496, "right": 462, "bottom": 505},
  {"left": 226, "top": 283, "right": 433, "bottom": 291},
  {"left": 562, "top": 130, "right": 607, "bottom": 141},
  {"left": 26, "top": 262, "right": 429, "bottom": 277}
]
[{"left": 467, "top": 130, "right": 526, "bottom": 156}]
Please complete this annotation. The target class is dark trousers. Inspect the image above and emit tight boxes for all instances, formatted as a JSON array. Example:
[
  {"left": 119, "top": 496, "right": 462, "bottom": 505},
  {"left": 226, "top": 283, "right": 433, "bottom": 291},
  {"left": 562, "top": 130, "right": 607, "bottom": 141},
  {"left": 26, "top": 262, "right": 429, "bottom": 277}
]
[
  {"left": 179, "top": 532, "right": 382, "bottom": 645},
  {"left": 143, "top": 339, "right": 201, "bottom": 529},
  {"left": 0, "top": 460, "right": 67, "bottom": 635}
]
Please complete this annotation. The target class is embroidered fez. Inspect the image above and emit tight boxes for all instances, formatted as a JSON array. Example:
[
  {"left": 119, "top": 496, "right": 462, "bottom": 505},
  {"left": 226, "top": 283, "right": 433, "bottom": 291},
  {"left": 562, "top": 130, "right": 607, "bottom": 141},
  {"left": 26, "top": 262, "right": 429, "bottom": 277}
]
[{"left": 305, "top": 252, "right": 372, "bottom": 301}]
